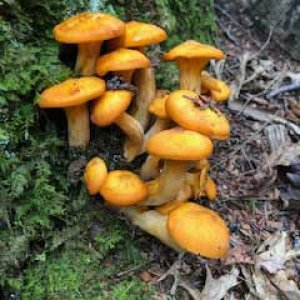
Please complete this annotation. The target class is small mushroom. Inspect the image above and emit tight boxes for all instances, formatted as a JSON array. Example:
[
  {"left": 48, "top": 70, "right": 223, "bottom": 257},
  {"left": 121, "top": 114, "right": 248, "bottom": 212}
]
[
  {"left": 142, "top": 127, "right": 213, "bottom": 206},
  {"left": 108, "top": 21, "right": 168, "bottom": 129},
  {"left": 38, "top": 77, "right": 105, "bottom": 148},
  {"left": 201, "top": 71, "right": 231, "bottom": 102},
  {"left": 96, "top": 48, "right": 150, "bottom": 82},
  {"left": 163, "top": 40, "right": 224, "bottom": 93},
  {"left": 167, "top": 202, "right": 229, "bottom": 258},
  {"left": 83, "top": 157, "right": 108, "bottom": 195},
  {"left": 166, "top": 90, "right": 230, "bottom": 140},
  {"left": 90, "top": 90, "right": 144, "bottom": 161},
  {"left": 53, "top": 12, "right": 125, "bottom": 75},
  {"left": 205, "top": 175, "right": 217, "bottom": 201},
  {"left": 100, "top": 170, "right": 147, "bottom": 206}
]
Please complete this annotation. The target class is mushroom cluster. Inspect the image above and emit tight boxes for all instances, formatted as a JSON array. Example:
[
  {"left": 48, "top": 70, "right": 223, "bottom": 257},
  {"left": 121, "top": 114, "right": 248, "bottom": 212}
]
[{"left": 38, "top": 12, "right": 232, "bottom": 259}]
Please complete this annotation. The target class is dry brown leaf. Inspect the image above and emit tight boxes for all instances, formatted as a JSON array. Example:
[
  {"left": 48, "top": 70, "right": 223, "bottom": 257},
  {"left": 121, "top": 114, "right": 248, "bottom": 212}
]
[
  {"left": 197, "top": 265, "right": 239, "bottom": 300},
  {"left": 256, "top": 232, "right": 300, "bottom": 274}
]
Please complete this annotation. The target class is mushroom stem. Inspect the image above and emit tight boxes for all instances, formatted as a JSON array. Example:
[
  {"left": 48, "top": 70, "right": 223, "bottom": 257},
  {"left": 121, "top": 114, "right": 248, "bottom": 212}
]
[
  {"left": 177, "top": 58, "right": 205, "bottom": 94},
  {"left": 140, "top": 155, "right": 161, "bottom": 180},
  {"left": 142, "top": 160, "right": 187, "bottom": 206},
  {"left": 120, "top": 206, "right": 182, "bottom": 251},
  {"left": 65, "top": 104, "right": 90, "bottom": 148},
  {"left": 132, "top": 67, "right": 156, "bottom": 130},
  {"left": 115, "top": 112, "right": 144, "bottom": 162},
  {"left": 114, "top": 70, "right": 135, "bottom": 83},
  {"left": 75, "top": 41, "right": 103, "bottom": 75}
]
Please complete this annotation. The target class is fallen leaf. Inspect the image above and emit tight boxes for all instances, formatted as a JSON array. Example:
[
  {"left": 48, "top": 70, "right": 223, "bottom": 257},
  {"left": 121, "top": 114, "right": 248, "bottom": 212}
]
[
  {"left": 139, "top": 270, "right": 157, "bottom": 282},
  {"left": 197, "top": 265, "right": 239, "bottom": 300},
  {"left": 256, "top": 232, "right": 300, "bottom": 274}
]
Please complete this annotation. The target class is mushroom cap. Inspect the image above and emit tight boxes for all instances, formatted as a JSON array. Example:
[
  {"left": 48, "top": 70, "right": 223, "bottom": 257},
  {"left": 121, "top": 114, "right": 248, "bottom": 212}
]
[
  {"left": 100, "top": 170, "right": 147, "bottom": 206},
  {"left": 108, "top": 21, "right": 167, "bottom": 49},
  {"left": 163, "top": 40, "right": 224, "bottom": 61},
  {"left": 148, "top": 92, "right": 170, "bottom": 119},
  {"left": 168, "top": 202, "right": 229, "bottom": 258},
  {"left": 91, "top": 90, "right": 133, "bottom": 126},
  {"left": 146, "top": 127, "right": 213, "bottom": 161},
  {"left": 96, "top": 48, "right": 151, "bottom": 77},
  {"left": 53, "top": 12, "right": 125, "bottom": 44},
  {"left": 201, "top": 72, "right": 231, "bottom": 102},
  {"left": 38, "top": 77, "right": 105, "bottom": 108},
  {"left": 166, "top": 90, "right": 230, "bottom": 140},
  {"left": 83, "top": 157, "right": 108, "bottom": 195}
]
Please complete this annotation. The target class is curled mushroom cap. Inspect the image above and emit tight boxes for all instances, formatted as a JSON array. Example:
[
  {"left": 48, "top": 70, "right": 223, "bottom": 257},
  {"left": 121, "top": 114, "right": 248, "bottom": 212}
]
[
  {"left": 166, "top": 90, "right": 230, "bottom": 140},
  {"left": 96, "top": 48, "right": 150, "bottom": 81},
  {"left": 53, "top": 13, "right": 125, "bottom": 75},
  {"left": 39, "top": 77, "right": 105, "bottom": 108},
  {"left": 147, "top": 127, "right": 213, "bottom": 161},
  {"left": 83, "top": 157, "right": 108, "bottom": 195},
  {"left": 100, "top": 170, "right": 147, "bottom": 206},
  {"left": 201, "top": 71, "right": 231, "bottom": 102},
  {"left": 109, "top": 20, "right": 167, "bottom": 50},
  {"left": 168, "top": 202, "right": 229, "bottom": 259}
]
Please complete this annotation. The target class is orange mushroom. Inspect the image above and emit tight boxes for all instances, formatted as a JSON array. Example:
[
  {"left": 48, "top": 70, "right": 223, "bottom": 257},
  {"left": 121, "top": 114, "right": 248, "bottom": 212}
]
[
  {"left": 96, "top": 48, "right": 150, "bottom": 82},
  {"left": 163, "top": 40, "right": 224, "bottom": 93},
  {"left": 53, "top": 12, "right": 125, "bottom": 75},
  {"left": 201, "top": 71, "right": 231, "bottom": 103},
  {"left": 91, "top": 90, "right": 144, "bottom": 162},
  {"left": 166, "top": 90, "right": 230, "bottom": 140},
  {"left": 83, "top": 157, "right": 108, "bottom": 195},
  {"left": 168, "top": 203, "right": 229, "bottom": 258},
  {"left": 142, "top": 127, "right": 213, "bottom": 206},
  {"left": 108, "top": 21, "right": 167, "bottom": 130},
  {"left": 100, "top": 170, "right": 147, "bottom": 206},
  {"left": 38, "top": 77, "right": 105, "bottom": 148}
]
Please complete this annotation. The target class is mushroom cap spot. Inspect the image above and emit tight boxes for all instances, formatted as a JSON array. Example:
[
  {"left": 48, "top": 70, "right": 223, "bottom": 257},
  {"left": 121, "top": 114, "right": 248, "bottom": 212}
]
[
  {"left": 83, "top": 157, "right": 108, "bottom": 195},
  {"left": 109, "top": 20, "right": 167, "bottom": 49},
  {"left": 96, "top": 48, "right": 150, "bottom": 77},
  {"left": 146, "top": 127, "right": 213, "bottom": 161},
  {"left": 163, "top": 40, "right": 224, "bottom": 61},
  {"left": 91, "top": 90, "right": 133, "bottom": 126},
  {"left": 148, "top": 93, "right": 170, "bottom": 119},
  {"left": 100, "top": 170, "right": 147, "bottom": 206},
  {"left": 53, "top": 12, "right": 125, "bottom": 43},
  {"left": 167, "top": 202, "right": 229, "bottom": 258},
  {"left": 166, "top": 90, "right": 230, "bottom": 140},
  {"left": 38, "top": 77, "right": 105, "bottom": 108}
]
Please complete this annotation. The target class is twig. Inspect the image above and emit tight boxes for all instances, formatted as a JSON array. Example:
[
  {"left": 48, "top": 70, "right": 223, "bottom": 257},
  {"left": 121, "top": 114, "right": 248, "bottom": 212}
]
[
  {"left": 216, "top": 18, "right": 238, "bottom": 45},
  {"left": 267, "top": 82, "right": 300, "bottom": 98},
  {"left": 214, "top": 3, "right": 243, "bottom": 28}
]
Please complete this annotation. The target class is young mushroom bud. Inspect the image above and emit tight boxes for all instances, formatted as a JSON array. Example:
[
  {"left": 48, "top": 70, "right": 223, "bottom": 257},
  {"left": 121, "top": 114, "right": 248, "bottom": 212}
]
[
  {"left": 53, "top": 13, "right": 125, "bottom": 75},
  {"left": 91, "top": 90, "right": 144, "bottom": 161},
  {"left": 163, "top": 40, "right": 225, "bottom": 93},
  {"left": 38, "top": 77, "right": 105, "bottom": 148},
  {"left": 84, "top": 157, "right": 108, "bottom": 195}
]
